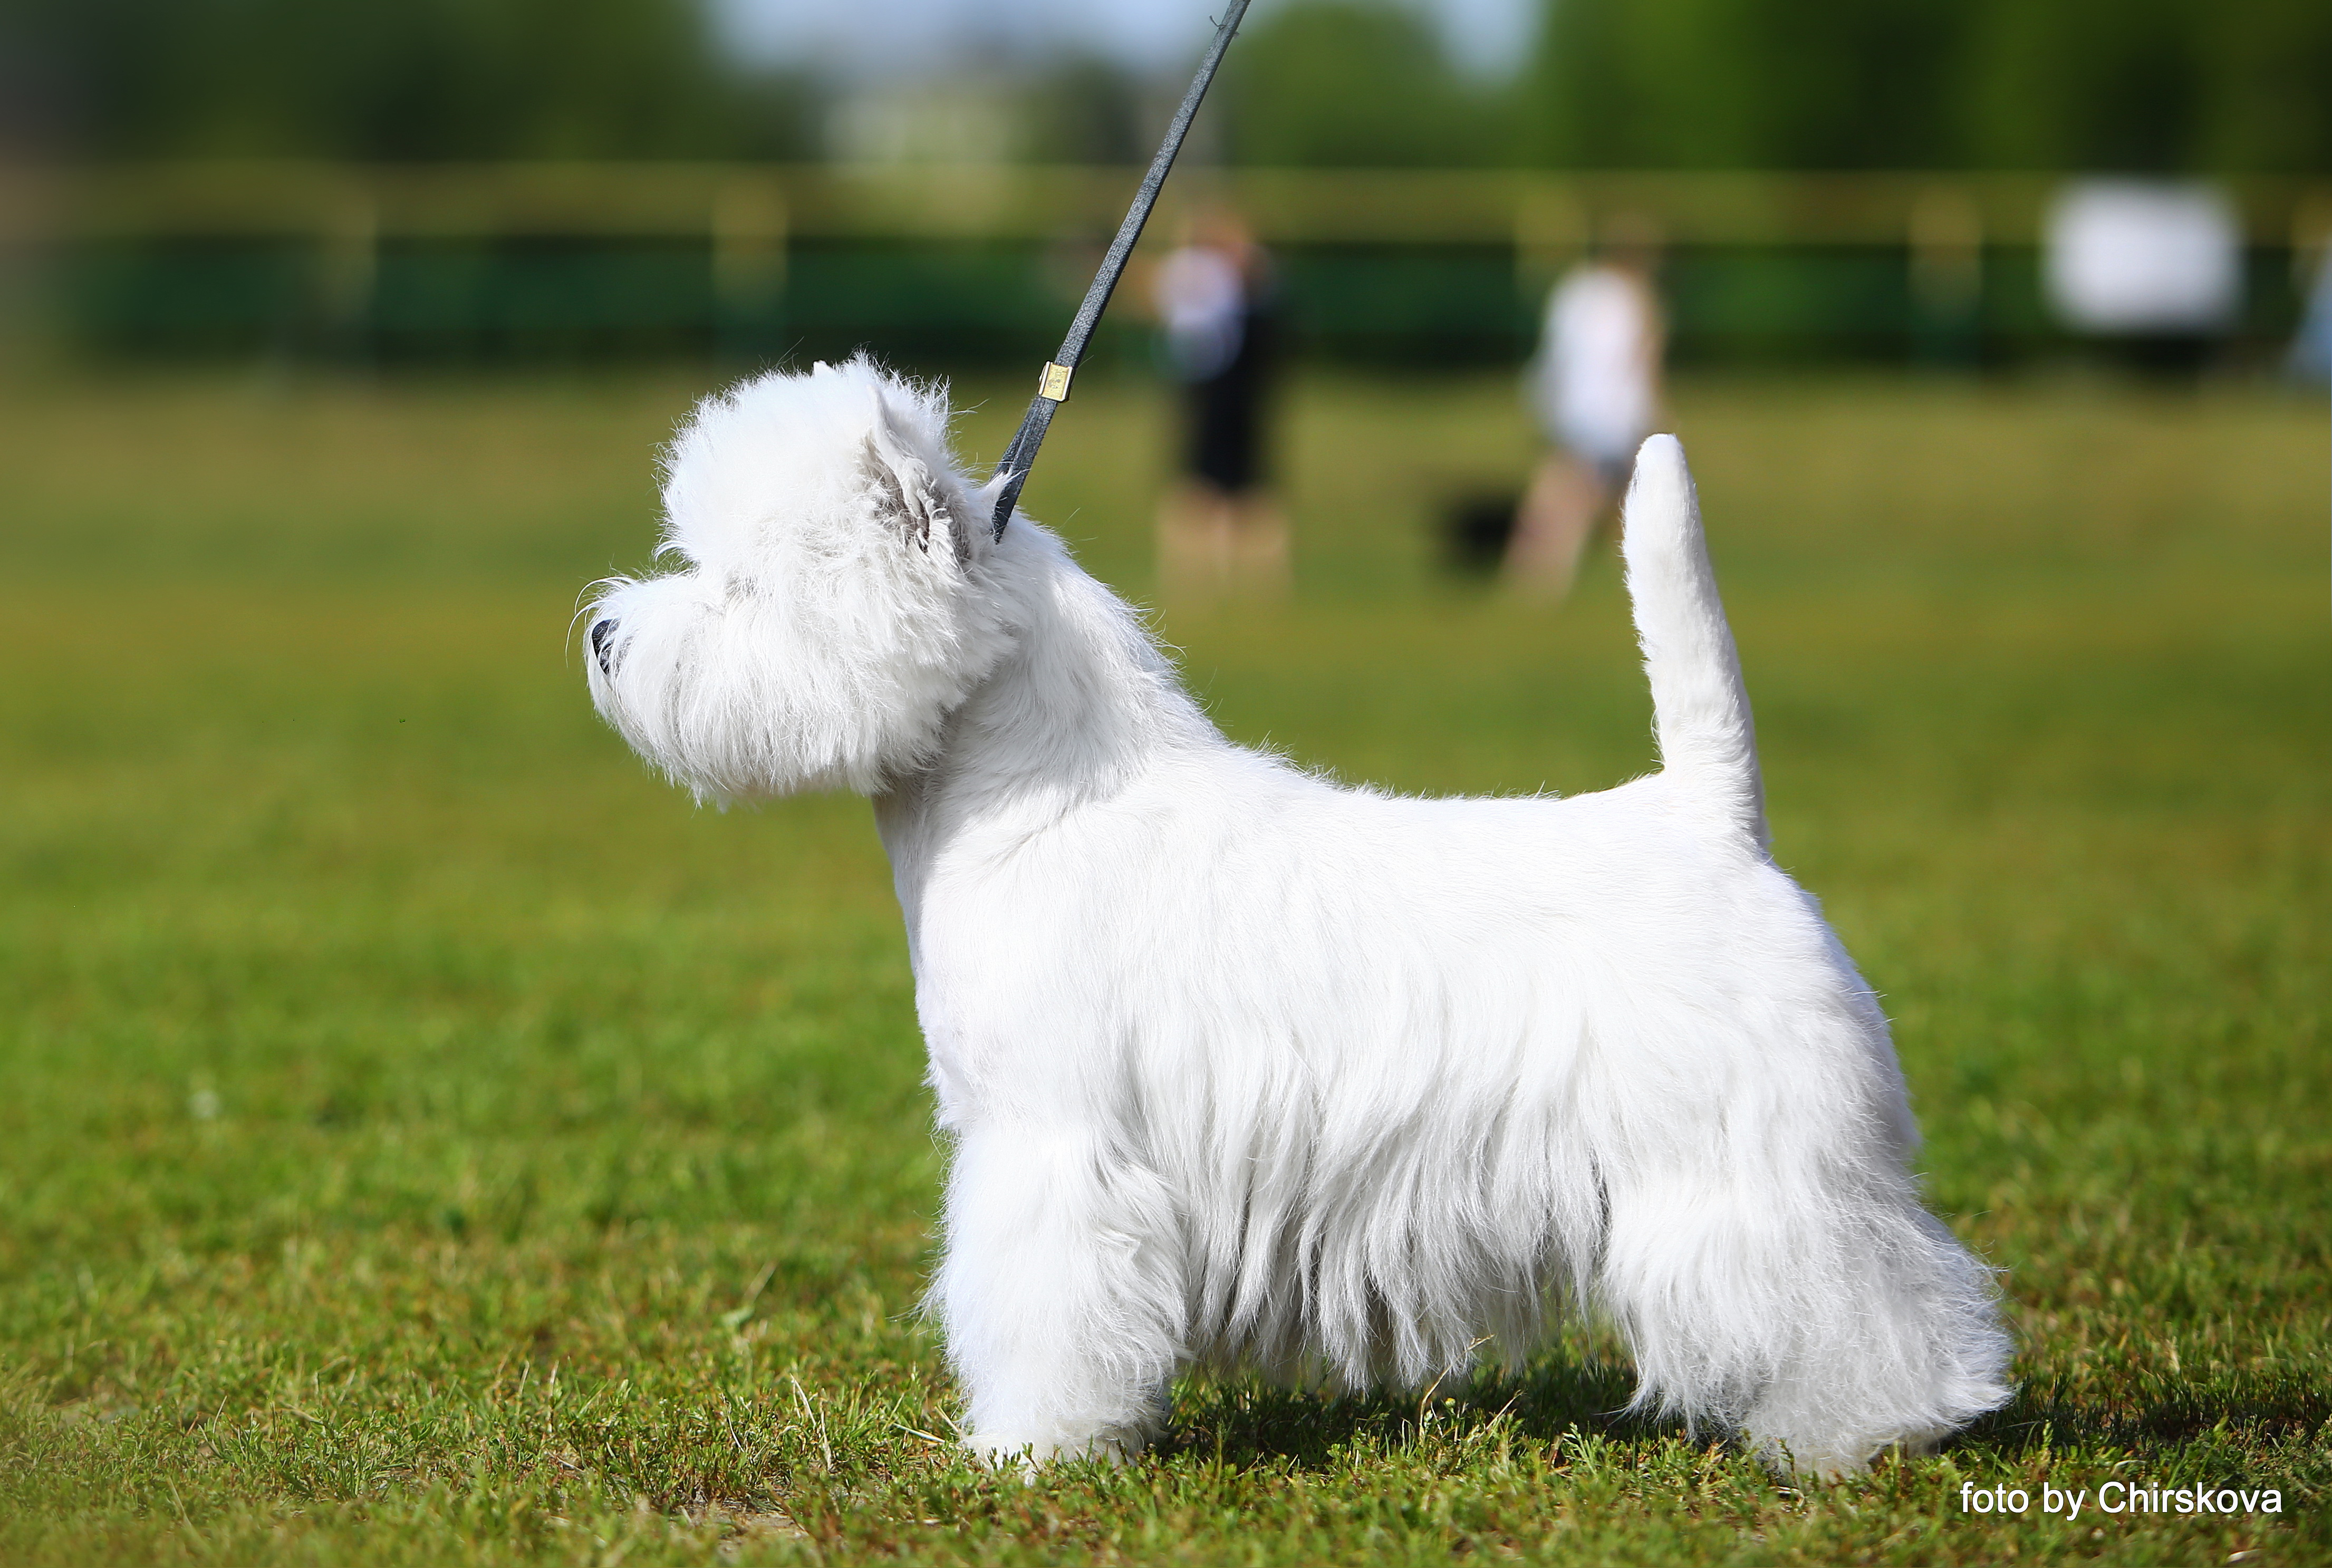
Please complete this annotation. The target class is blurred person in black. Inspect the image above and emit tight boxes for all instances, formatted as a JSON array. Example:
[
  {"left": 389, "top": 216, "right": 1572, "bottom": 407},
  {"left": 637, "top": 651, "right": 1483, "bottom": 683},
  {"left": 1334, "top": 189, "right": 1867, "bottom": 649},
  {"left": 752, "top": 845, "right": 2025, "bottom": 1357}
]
[{"left": 1152, "top": 205, "right": 1286, "bottom": 597}]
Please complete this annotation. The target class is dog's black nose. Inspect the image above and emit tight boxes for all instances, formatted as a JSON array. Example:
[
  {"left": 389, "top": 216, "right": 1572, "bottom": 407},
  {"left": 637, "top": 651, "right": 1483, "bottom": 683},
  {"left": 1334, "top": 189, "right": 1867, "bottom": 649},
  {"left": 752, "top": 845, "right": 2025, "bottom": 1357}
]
[{"left": 590, "top": 618, "right": 618, "bottom": 677}]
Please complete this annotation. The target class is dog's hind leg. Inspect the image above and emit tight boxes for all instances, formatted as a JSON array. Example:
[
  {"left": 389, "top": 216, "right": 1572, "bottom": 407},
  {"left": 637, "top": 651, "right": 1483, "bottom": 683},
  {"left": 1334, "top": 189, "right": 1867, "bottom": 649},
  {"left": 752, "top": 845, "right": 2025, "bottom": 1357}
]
[
  {"left": 933, "top": 1122, "right": 1187, "bottom": 1467},
  {"left": 1593, "top": 1147, "right": 2010, "bottom": 1478},
  {"left": 1726, "top": 1201, "right": 2013, "bottom": 1477}
]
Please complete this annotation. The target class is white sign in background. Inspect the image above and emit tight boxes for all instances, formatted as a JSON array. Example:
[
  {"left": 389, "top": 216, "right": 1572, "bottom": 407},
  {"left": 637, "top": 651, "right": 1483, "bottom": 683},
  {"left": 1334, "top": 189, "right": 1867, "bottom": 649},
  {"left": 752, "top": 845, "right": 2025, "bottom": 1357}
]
[{"left": 2045, "top": 181, "right": 2243, "bottom": 335}]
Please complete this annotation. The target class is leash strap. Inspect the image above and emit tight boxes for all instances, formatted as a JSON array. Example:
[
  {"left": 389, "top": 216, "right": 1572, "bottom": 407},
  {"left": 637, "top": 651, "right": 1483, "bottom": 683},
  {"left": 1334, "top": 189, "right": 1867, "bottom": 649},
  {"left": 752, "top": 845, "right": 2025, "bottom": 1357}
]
[{"left": 989, "top": 0, "right": 1254, "bottom": 540}]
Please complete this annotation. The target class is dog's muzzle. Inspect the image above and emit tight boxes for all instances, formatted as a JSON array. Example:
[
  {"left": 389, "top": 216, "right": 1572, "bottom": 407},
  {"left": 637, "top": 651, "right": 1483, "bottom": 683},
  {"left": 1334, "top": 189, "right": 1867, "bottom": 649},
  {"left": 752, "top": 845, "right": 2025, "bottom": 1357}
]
[{"left": 590, "top": 617, "right": 618, "bottom": 677}]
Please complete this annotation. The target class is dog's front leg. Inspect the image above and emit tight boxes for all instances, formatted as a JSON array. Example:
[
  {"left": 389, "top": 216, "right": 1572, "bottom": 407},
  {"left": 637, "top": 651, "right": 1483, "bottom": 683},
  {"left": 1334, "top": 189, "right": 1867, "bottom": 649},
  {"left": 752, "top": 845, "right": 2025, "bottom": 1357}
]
[{"left": 933, "top": 1121, "right": 1186, "bottom": 1468}]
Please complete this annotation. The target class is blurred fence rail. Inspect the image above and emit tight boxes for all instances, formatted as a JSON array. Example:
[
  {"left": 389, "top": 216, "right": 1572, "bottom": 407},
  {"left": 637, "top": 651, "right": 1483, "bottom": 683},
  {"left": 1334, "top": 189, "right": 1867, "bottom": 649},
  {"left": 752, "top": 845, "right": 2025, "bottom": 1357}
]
[
  {"left": 50, "top": 160, "right": 2332, "bottom": 245},
  {"left": 15, "top": 161, "right": 2332, "bottom": 367}
]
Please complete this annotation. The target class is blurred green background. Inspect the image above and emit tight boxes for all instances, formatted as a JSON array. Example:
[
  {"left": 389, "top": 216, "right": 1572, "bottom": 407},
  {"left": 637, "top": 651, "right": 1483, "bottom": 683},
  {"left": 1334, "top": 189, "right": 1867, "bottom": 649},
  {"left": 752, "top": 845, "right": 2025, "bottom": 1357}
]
[
  {"left": 2, "top": 2, "right": 2329, "bottom": 1562},
  {"left": 17, "top": 0, "right": 2332, "bottom": 170},
  {"left": 5, "top": 0, "right": 2330, "bottom": 369}
]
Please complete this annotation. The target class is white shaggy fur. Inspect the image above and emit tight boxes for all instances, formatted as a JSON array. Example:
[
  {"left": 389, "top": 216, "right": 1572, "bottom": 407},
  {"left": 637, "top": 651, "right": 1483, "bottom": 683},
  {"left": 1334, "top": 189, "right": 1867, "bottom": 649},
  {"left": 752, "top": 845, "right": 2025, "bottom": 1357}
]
[{"left": 584, "top": 355, "right": 2013, "bottom": 1478}]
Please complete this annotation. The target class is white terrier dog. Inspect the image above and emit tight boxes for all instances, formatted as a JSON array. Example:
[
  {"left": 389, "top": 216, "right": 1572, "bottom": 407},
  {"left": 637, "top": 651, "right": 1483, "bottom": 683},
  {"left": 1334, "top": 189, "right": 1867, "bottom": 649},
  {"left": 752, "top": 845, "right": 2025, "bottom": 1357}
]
[{"left": 584, "top": 356, "right": 2011, "bottom": 1478}]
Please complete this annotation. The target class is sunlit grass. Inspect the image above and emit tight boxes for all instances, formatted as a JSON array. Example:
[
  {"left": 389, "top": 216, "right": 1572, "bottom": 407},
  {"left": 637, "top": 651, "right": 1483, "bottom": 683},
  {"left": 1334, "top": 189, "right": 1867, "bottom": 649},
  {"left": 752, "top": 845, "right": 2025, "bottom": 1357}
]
[{"left": 1, "top": 365, "right": 2326, "bottom": 1563}]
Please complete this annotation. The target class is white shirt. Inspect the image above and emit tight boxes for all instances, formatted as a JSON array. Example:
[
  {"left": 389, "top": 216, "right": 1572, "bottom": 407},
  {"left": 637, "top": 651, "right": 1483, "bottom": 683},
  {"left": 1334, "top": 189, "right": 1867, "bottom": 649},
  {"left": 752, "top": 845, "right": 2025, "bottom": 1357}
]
[
  {"left": 1154, "top": 246, "right": 1247, "bottom": 381},
  {"left": 1531, "top": 265, "right": 1659, "bottom": 466}
]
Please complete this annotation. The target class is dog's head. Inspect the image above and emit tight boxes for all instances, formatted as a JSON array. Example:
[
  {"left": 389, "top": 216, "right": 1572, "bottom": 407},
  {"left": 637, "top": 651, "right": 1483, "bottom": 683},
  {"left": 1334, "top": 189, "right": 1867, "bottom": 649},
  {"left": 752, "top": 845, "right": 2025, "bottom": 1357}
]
[{"left": 583, "top": 356, "right": 1013, "bottom": 801}]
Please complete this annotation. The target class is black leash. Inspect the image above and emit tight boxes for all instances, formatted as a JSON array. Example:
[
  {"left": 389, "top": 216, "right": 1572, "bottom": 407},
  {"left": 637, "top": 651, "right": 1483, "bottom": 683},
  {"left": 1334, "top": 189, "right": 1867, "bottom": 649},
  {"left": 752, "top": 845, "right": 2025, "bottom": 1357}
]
[{"left": 989, "top": 0, "right": 1253, "bottom": 541}]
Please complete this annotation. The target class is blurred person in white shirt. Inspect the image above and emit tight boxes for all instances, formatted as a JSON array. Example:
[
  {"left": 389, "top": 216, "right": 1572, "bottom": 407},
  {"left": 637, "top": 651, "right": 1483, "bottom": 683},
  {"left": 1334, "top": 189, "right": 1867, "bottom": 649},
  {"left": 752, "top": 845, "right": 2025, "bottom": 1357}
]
[{"left": 1510, "top": 221, "right": 1666, "bottom": 598}]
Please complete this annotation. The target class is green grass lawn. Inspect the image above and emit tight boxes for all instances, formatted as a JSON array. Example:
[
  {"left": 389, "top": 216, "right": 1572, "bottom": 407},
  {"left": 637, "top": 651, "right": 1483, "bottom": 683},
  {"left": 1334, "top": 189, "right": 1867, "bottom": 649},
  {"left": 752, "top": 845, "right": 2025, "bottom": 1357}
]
[{"left": 1, "top": 364, "right": 2326, "bottom": 1565}]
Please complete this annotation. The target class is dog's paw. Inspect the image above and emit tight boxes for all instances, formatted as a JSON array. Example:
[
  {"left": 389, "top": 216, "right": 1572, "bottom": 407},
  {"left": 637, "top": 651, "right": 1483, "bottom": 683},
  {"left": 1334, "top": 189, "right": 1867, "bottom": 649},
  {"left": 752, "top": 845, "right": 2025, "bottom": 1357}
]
[{"left": 967, "top": 1430, "right": 1142, "bottom": 1478}]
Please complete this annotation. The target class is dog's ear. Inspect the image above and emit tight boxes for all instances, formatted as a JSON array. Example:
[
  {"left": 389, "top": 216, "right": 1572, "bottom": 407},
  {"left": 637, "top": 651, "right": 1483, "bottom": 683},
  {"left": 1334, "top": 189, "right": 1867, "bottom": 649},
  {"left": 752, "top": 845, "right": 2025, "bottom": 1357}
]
[{"left": 861, "top": 391, "right": 974, "bottom": 564}]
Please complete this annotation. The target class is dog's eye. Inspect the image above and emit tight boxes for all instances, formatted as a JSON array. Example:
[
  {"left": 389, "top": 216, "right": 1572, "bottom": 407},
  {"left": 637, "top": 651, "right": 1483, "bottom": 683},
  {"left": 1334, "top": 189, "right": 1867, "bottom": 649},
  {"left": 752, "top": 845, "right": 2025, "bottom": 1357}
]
[{"left": 590, "top": 618, "right": 618, "bottom": 676}]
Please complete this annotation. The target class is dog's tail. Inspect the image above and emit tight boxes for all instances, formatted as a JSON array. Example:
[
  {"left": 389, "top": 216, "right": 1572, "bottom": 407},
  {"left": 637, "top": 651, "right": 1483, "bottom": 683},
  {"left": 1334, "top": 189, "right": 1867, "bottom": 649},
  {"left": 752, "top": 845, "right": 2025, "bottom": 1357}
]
[{"left": 1619, "top": 434, "right": 1768, "bottom": 854}]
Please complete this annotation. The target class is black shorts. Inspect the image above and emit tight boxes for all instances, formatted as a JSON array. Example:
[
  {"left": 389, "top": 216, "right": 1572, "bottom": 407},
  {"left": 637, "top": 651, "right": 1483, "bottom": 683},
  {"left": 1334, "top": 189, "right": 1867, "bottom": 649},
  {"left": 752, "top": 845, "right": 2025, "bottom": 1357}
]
[{"left": 1184, "top": 309, "right": 1275, "bottom": 494}]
